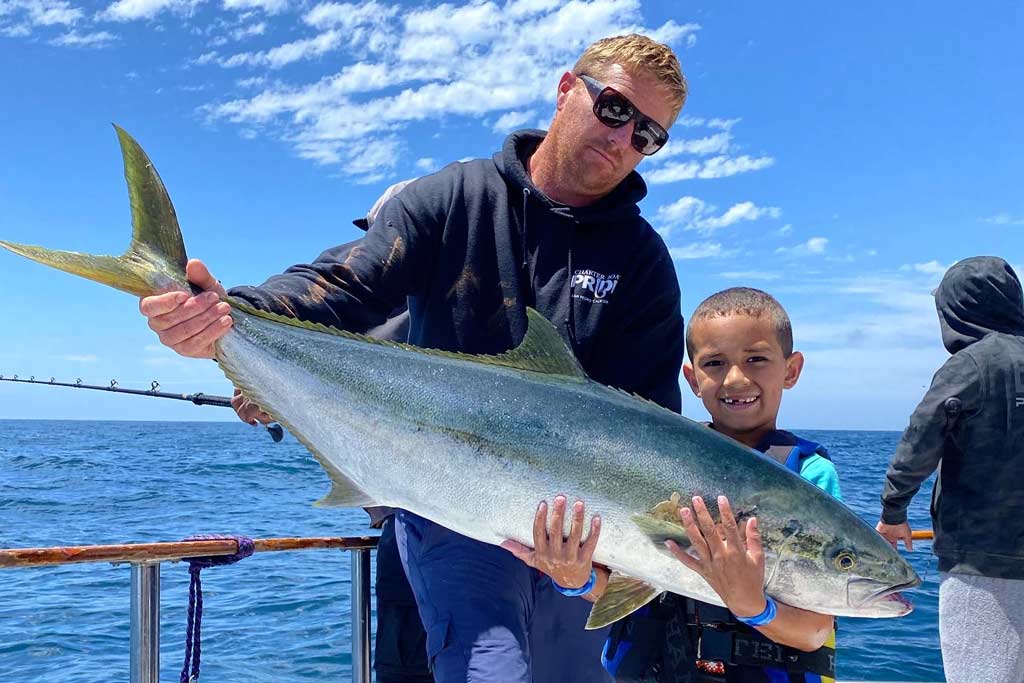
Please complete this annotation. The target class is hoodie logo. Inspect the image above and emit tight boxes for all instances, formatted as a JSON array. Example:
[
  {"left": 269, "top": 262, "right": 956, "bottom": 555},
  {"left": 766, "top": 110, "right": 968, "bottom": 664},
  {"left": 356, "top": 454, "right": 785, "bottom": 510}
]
[{"left": 572, "top": 269, "right": 619, "bottom": 304}]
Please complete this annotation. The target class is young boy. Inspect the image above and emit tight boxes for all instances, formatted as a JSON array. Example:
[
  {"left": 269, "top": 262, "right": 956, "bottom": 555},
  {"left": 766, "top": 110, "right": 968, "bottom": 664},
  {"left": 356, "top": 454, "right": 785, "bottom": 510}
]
[{"left": 504, "top": 287, "right": 841, "bottom": 682}]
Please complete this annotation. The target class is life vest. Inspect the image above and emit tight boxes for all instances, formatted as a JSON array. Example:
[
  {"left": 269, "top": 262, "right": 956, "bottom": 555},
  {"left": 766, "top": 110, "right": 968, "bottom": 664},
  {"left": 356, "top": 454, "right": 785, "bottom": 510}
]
[{"left": 601, "top": 430, "right": 837, "bottom": 683}]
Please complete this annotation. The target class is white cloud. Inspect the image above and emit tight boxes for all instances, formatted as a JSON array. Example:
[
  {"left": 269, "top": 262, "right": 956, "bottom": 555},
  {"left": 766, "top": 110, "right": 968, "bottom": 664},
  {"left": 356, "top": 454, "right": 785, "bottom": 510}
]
[
  {"left": 100, "top": 0, "right": 188, "bottom": 21},
  {"left": 677, "top": 116, "right": 740, "bottom": 130},
  {"left": 492, "top": 110, "right": 535, "bottom": 133},
  {"left": 777, "top": 223, "right": 792, "bottom": 236},
  {"left": 0, "top": 0, "right": 85, "bottom": 36},
  {"left": 656, "top": 196, "right": 780, "bottom": 236},
  {"left": 670, "top": 242, "right": 722, "bottom": 260},
  {"left": 19, "top": 0, "right": 82, "bottom": 25},
  {"left": 1, "top": 24, "right": 32, "bottom": 36},
  {"left": 50, "top": 28, "right": 115, "bottom": 46},
  {"left": 223, "top": 29, "right": 343, "bottom": 68},
  {"left": 229, "top": 21, "right": 264, "bottom": 40},
  {"left": 637, "top": 19, "right": 698, "bottom": 48},
  {"left": 805, "top": 237, "right": 828, "bottom": 253},
  {"left": 982, "top": 213, "right": 1024, "bottom": 226},
  {"left": 654, "top": 131, "right": 731, "bottom": 161},
  {"left": 194, "top": 50, "right": 218, "bottom": 64},
  {"left": 776, "top": 237, "right": 828, "bottom": 256},
  {"left": 647, "top": 154, "right": 774, "bottom": 184},
  {"left": 198, "top": 0, "right": 694, "bottom": 181},
  {"left": 414, "top": 157, "right": 437, "bottom": 172},
  {"left": 716, "top": 271, "right": 780, "bottom": 281},
  {"left": 236, "top": 75, "right": 266, "bottom": 88},
  {"left": 223, "top": 0, "right": 286, "bottom": 14},
  {"left": 304, "top": 1, "right": 398, "bottom": 29},
  {"left": 900, "top": 260, "right": 949, "bottom": 275}
]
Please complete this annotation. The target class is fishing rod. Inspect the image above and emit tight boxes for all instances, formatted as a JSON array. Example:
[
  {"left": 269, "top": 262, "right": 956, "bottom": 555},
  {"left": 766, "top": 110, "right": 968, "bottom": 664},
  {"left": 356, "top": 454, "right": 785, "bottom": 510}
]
[{"left": 0, "top": 374, "right": 284, "bottom": 442}]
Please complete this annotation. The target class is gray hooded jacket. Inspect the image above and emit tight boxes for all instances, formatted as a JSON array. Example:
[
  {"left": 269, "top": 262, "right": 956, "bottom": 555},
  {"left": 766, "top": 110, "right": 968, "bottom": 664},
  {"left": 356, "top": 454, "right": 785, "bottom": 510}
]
[{"left": 880, "top": 256, "right": 1024, "bottom": 578}]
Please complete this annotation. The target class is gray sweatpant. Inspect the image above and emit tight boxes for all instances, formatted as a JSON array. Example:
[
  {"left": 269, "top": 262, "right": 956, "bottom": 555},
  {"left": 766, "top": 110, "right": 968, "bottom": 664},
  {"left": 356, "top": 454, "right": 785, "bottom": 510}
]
[{"left": 939, "top": 572, "right": 1024, "bottom": 683}]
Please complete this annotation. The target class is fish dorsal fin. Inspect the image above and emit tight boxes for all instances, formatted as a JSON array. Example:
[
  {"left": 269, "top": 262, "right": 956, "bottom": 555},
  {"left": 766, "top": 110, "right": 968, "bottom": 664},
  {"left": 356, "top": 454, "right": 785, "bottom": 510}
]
[
  {"left": 631, "top": 492, "right": 691, "bottom": 549},
  {"left": 228, "top": 302, "right": 587, "bottom": 380},
  {"left": 486, "top": 308, "right": 586, "bottom": 378},
  {"left": 586, "top": 572, "right": 663, "bottom": 630}
]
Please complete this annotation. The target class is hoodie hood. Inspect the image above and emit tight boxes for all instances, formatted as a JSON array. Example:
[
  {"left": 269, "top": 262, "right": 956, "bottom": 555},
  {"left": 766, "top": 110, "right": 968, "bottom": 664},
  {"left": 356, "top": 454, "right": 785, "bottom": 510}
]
[
  {"left": 935, "top": 256, "right": 1024, "bottom": 353},
  {"left": 493, "top": 129, "right": 647, "bottom": 226}
]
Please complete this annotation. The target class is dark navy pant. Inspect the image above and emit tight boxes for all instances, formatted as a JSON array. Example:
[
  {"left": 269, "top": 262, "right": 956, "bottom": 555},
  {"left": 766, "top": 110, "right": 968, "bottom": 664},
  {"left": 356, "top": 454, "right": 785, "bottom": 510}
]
[
  {"left": 396, "top": 510, "right": 613, "bottom": 683},
  {"left": 375, "top": 515, "right": 434, "bottom": 682}
]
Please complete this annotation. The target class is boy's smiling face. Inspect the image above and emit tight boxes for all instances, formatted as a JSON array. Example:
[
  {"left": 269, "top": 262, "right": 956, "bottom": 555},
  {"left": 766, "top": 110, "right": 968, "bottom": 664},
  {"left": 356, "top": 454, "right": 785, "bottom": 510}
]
[{"left": 683, "top": 313, "right": 804, "bottom": 448}]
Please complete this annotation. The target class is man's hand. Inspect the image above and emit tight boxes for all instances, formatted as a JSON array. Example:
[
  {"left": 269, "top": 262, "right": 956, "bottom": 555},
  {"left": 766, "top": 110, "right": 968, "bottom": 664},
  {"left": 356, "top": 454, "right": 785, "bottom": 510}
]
[
  {"left": 875, "top": 521, "right": 914, "bottom": 551},
  {"left": 666, "top": 495, "right": 767, "bottom": 619},
  {"left": 139, "top": 259, "right": 231, "bottom": 359},
  {"left": 501, "top": 496, "right": 601, "bottom": 591},
  {"left": 231, "top": 387, "right": 273, "bottom": 426}
]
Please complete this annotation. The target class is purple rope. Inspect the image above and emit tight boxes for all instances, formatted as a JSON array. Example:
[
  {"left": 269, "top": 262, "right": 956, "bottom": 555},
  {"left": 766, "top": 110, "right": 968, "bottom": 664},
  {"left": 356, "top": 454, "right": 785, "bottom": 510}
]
[{"left": 180, "top": 535, "right": 254, "bottom": 683}]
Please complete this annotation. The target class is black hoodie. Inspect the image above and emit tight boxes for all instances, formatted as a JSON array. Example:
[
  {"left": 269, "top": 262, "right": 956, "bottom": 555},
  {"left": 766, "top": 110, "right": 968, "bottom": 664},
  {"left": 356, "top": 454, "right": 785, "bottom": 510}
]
[
  {"left": 230, "top": 130, "right": 685, "bottom": 412},
  {"left": 880, "top": 256, "right": 1024, "bottom": 578}
]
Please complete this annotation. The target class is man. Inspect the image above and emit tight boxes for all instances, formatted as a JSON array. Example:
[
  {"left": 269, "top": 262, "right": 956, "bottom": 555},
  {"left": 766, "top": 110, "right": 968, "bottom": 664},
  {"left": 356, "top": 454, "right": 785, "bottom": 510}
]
[
  {"left": 876, "top": 256, "right": 1024, "bottom": 683},
  {"left": 140, "top": 33, "right": 688, "bottom": 681}
]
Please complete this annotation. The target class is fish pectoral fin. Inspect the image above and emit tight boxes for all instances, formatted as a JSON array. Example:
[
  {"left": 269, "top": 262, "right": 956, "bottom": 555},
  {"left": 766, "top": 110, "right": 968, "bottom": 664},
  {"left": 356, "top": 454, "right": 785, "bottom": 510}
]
[
  {"left": 586, "top": 572, "right": 662, "bottom": 630},
  {"left": 631, "top": 510, "right": 691, "bottom": 550},
  {"left": 313, "top": 464, "right": 377, "bottom": 509}
]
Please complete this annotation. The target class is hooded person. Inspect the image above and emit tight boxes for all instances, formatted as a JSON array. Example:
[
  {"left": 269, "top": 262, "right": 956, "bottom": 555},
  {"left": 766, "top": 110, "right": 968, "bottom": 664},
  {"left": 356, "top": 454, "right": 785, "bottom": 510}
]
[{"left": 877, "top": 256, "right": 1024, "bottom": 683}]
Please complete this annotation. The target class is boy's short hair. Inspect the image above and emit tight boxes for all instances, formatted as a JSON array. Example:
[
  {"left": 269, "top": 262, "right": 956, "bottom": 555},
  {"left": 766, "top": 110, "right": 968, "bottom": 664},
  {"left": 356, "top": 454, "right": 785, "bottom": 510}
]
[
  {"left": 686, "top": 287, "right": 794, "bottom": 360},
  {"left": 573, "top": 34, "right": 687, "bottom": 125}
]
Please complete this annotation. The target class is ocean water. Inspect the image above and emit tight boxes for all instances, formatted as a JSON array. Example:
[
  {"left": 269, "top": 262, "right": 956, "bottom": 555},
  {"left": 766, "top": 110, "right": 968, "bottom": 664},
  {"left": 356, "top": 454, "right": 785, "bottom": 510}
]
[{"left": 0, "top": 420, "right": 943, "bottom": 682}]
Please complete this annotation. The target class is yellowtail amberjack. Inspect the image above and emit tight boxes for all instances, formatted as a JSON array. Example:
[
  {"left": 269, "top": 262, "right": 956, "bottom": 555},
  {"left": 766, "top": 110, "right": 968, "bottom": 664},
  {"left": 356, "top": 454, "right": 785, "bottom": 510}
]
[{"left": 0, "top": 127, "right": 920, "bottom": 628}]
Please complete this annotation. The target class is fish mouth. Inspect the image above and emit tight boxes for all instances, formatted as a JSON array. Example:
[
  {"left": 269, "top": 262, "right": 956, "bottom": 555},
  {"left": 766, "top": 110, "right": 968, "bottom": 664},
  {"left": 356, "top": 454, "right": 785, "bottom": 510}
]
[{"left": 849, "top": 576, "right": 921, "bottom": 615}]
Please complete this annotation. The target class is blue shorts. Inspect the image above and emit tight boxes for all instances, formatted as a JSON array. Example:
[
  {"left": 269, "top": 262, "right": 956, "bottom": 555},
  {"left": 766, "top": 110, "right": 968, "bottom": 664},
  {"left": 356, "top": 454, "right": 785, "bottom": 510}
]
[{"left": 395, "top": 511, "right": 613, "bottom": 683}]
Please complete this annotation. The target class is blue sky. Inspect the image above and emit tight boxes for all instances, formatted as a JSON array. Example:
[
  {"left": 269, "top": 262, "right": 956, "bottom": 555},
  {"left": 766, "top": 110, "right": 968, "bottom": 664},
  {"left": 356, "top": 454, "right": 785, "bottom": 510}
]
[{"left": 0, "top": 1, "right": 1021, "bottom": 428}]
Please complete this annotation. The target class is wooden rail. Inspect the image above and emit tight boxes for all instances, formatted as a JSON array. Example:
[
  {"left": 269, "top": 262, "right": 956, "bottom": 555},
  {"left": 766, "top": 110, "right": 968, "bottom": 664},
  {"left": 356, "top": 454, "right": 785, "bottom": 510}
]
[
  {"left": 1, "top": 535, "right": 381, "bottom": 683},
  {"left": 0, "top": 536, "right": 379, "bottom": 569}
]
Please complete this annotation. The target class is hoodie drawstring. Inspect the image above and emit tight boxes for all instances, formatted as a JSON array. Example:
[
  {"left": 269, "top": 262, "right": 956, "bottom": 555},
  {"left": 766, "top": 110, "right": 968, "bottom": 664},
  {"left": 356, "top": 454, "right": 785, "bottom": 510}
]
[
  {"left": 565, "top": 222, "right": 579, "bottom": 354},
  {"left": 521, "top": 186, "right": 578, "bottom": 355},
  {"left": 521, "top": 188, "right": 530, "bottom": 271}
]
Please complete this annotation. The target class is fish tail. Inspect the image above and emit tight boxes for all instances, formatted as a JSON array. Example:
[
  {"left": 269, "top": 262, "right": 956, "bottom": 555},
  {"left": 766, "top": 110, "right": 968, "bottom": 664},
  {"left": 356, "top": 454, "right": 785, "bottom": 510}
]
[{"left": 0, "top": 125, "right": 190, "bottom": 298}]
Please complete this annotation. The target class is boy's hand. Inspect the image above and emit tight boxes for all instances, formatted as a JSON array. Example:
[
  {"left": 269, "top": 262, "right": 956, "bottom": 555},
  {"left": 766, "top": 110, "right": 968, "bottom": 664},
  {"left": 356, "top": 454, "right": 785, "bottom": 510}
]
[
  {"left": 667, "top": 495, "right": 768, "bottom": 619},
  {"left": 138, "top": 259, "right": 231, "bottom": 359},
  {"left": 875, "top": 521, "right": 914, "bottom": 551},
  {"left": 501, "top": 496, "right": 601, "bottom": 591}
]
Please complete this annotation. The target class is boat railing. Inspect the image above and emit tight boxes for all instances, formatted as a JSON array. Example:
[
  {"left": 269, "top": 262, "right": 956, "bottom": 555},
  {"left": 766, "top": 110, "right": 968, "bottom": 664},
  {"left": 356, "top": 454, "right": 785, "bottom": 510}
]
[{"left": 0, "top": 535, "right": 379, "bottom": 683}]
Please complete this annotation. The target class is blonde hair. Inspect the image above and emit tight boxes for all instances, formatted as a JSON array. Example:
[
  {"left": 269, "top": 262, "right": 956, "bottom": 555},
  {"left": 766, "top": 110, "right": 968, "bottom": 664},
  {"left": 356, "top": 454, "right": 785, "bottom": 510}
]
[{"left": 573, "top": 34, "right": 687, "bottom": 124}]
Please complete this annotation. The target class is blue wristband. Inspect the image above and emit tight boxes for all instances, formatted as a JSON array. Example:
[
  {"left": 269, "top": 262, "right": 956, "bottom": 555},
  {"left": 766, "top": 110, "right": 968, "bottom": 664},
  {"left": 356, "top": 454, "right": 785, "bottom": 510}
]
[
  {"left": 553, "top": 569, "right": 597, "bottom": 597},
  {"left": 734, "top": 596, "right": 777, "bottom": 627}
]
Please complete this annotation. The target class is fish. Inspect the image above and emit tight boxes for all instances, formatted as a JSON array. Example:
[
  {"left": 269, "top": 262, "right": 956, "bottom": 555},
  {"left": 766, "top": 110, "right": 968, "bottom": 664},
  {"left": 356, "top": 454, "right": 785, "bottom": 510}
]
[{"left": 0, "top": 126, "right": 921, "bottom": 628}]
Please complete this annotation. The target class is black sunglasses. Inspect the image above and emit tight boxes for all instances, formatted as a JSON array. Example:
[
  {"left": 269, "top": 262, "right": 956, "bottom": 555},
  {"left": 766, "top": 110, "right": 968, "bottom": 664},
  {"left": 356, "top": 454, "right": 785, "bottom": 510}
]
[{"left": 579, "top": 74, "right": 669, "bottom": 156}]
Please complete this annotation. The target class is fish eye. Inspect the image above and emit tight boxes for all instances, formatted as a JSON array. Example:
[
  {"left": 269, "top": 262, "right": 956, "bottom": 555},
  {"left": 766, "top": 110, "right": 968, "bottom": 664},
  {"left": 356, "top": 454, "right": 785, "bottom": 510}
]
[{"left": 833, "top": 550, "right": 857, "bottom": 572}]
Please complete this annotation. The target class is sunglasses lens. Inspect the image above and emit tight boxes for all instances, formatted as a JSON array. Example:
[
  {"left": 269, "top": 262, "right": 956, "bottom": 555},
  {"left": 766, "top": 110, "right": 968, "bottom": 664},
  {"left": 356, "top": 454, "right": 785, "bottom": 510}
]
[
  {"left": 632, "top": 121, "right": 667, "bottom": 155},
  {"left": 594, "top": 91, "right": 633, "bottom": 127},
  {"left": 588, "top": 82, "right": 669, "bottom": 155}
]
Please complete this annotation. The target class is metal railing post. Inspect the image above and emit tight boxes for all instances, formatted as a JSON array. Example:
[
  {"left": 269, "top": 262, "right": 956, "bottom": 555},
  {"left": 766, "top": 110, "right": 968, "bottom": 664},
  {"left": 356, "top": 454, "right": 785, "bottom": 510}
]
[
  {"left": 130, "top": 562, "right": 161, "bottom": 683},
  {"left": 350, "top": 548, "right": 372, "bottom": 683}
]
